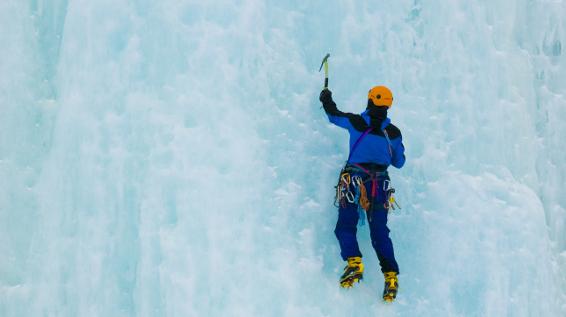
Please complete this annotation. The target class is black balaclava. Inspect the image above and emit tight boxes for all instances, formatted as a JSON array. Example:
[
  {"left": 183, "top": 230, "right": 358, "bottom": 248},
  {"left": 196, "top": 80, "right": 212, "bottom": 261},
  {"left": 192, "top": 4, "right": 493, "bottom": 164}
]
[{"left": 366, "top": 99, "right": 388, "bottom": 127}]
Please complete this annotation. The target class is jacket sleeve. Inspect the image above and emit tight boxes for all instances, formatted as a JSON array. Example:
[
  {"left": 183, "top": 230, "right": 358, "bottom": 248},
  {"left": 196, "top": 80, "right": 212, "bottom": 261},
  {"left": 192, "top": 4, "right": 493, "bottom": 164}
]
[
  {"left": 390, "top": 135, "right": 406, "bottom": 168},
  {"left": 322, "top": 100, "right": 354, "bottom": 130}
]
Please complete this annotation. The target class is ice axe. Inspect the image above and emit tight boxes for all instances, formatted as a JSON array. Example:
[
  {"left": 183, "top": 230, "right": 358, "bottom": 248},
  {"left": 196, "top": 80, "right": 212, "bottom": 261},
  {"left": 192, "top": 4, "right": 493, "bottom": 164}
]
[{"left": 318, "top": 53, "right": 330, "bottom": 89}]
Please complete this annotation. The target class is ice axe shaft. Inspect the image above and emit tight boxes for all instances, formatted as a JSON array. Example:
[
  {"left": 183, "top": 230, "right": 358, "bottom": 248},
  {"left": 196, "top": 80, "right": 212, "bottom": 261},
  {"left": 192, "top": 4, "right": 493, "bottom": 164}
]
[{"left": 319, "top": 53, "right": 330, "bottom": 89}]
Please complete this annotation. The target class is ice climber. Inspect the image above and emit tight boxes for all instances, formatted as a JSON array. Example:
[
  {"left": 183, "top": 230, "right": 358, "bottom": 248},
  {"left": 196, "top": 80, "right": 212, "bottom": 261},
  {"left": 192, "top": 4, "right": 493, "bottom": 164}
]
[{"left": 319, "top": 85, "right": 405, "bottom": 302}]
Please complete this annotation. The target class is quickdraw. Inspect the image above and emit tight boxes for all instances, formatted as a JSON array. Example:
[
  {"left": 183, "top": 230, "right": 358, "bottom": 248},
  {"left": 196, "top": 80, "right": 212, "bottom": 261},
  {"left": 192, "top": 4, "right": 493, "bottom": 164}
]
[
  {"left": 383, "top": 180, "right": 401, "bottom": 211},
  {"left": 335, "top": 172, "right": 355, "bottom": 207},
  {"left": 334, "top": 171, "right": 372, "bottom": 212}
]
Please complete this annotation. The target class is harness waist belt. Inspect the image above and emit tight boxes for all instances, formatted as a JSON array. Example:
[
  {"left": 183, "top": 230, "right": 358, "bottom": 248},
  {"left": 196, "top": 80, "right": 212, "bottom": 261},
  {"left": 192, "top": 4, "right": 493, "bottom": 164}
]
[{"left": 348, "top": 163, "right": 387, "bottom": 172}]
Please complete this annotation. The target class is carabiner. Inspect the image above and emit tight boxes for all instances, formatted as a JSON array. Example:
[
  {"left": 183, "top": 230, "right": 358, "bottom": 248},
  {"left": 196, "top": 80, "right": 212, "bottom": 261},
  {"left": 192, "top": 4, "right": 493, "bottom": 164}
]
[
  {"left": 341, "top": 173, "right": 351, "bottom": 186},
  {"left": 345, "top": 191, "right": 355, "bottom": 203},
  {"left": 352, "top": 176, "right": 363, "bottom": 187},
  {"left": 383, "top": 180, "right": 390, "bottom": 192}
]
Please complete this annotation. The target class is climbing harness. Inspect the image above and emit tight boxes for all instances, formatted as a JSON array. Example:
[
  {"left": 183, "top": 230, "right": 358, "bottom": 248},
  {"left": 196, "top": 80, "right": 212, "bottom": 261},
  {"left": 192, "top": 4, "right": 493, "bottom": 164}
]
[{"left": 334, "top": 168, "right": 401, "bottom": 214}]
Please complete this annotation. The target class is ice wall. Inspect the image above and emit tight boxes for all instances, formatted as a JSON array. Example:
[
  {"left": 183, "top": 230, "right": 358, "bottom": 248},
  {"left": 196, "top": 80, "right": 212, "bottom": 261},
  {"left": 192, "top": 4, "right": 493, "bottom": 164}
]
[{"left": 1, "top": 0, "right": 565, "bottom": 316}]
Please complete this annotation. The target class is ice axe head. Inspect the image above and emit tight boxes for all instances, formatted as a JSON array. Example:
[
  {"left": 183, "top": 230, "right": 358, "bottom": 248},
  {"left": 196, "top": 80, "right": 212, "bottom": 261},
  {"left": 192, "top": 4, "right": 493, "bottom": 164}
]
[
  {"left": 319, "top": 53, "right": 330, "bottom": 72},
  {"left": 319, "top": 53, "right": 330, "bottom": 89}
]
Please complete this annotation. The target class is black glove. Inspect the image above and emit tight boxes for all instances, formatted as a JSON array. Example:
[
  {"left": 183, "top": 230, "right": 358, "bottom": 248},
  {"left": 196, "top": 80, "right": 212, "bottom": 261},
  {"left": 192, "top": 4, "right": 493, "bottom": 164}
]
[{"left": 319, "top": 89, "right": 333, "bottom": 103}]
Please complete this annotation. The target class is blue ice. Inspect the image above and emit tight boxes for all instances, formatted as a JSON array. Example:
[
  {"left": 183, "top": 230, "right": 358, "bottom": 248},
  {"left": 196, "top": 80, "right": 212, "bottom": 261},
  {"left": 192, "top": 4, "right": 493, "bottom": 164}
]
[{"left": 1, "top": 0, "right": 565, "bottom": 316}]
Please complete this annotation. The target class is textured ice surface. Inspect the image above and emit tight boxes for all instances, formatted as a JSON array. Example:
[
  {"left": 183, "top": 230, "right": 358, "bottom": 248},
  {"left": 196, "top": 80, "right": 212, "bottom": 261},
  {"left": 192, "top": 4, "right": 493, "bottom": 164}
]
[{"left": 1, "top": 0, "right": 566, "bottom": 316}]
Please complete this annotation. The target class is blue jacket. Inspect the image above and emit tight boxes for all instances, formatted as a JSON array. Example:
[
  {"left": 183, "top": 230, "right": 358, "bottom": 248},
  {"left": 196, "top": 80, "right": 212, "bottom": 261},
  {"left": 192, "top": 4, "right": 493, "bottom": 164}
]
[{"left": 323, "top": 99, "right": 405, "bottom": 168}]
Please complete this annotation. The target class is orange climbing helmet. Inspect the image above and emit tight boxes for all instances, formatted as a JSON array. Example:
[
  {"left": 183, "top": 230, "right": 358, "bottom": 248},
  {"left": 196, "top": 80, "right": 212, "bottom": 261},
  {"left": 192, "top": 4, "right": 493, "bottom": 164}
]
[{"left": 368, "top": 86, "right": 393, "bottom": 107}]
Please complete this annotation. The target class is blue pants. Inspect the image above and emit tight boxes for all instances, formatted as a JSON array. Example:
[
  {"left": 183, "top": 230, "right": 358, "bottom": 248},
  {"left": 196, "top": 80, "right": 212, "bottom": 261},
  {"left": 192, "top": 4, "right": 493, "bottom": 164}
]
[{"left": 334, "top": 173, "right": 399, "bottom": 273}]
